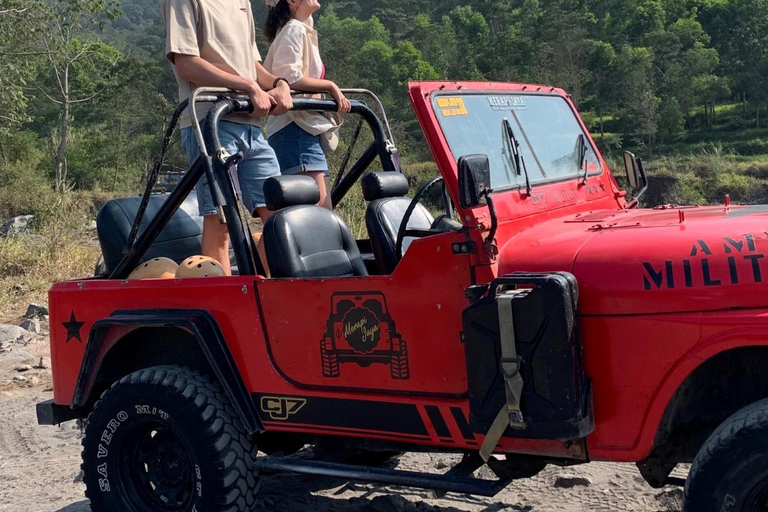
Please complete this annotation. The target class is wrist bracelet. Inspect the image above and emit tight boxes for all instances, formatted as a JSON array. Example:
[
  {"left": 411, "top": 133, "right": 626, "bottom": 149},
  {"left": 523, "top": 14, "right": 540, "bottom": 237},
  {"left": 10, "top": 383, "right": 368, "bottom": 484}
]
[{"left": 273, "top": 77, "right": 290, "bottom": 89}]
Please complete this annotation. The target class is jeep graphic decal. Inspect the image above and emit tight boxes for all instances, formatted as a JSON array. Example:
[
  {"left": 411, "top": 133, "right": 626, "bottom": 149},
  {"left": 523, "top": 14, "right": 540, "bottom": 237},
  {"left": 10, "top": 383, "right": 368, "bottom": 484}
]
[{"left": 321, "top": 292, "right": 409, "bottom": 380}]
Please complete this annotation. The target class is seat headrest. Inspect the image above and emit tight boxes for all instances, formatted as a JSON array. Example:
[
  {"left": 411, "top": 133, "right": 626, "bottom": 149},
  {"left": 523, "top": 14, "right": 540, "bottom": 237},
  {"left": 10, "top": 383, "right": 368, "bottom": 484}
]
[
  {"left": 264, "top": 175, "right": 321, "bottom": 211},
  {"left": 362, "top": 172, "right": 409, "bottom": 201}
]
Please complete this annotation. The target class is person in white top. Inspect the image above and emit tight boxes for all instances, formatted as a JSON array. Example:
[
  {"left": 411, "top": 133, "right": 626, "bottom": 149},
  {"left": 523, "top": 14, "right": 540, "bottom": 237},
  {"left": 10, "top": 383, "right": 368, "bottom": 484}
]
[{"left": 263, "top": 0, "right": 351, "bottom": 210}]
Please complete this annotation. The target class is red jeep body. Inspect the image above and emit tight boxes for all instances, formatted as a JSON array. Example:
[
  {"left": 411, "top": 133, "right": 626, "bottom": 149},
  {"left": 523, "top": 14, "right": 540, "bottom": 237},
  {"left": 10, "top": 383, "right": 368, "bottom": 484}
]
[{"left": 42, "top": 82, "right": 768, "bottom": 496}]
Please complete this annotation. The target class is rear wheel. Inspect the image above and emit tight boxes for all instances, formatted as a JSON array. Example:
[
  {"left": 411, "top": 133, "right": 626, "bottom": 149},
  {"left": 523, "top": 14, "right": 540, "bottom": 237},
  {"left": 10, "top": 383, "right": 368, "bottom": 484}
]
[
  {"left": 320, "top": 339, "right": 340, "bottom": 378},
  {"left": 684, "top": 398, "right": 768, "bottom": 512},
  {"left": 82, "top": 366, "right": 259, "bottom": 512},
  {"left": 390, "top": 340, "right": 409, "bottom": 380}
]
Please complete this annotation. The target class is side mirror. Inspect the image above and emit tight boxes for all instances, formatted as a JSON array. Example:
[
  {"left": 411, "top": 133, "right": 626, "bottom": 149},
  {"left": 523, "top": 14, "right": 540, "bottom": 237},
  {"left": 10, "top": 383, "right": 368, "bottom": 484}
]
[
  {"left": 623, "top": 151, "right": 641, "bottom": 190},
  {"left": 622, "top": 150, "right": 648, "bottom": 208},
  {"left": 458, "top": 154, "right": 491, "bottom": 209}
]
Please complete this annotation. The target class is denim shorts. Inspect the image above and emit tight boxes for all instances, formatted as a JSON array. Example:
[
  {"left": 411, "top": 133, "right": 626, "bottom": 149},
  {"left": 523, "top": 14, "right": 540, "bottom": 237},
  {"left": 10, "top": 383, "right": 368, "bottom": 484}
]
[
  {"left": 268, "top": 122, "right": 330, "bottom": 177},
  {"left": 181, "top": 121, "right": 280, "bottom": 216}
]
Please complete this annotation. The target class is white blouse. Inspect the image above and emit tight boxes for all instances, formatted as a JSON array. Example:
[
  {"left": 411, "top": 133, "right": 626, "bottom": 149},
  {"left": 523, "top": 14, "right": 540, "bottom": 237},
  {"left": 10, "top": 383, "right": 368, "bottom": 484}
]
[{"left": 265, "top": 17, "right": 335, "bottom": 137}]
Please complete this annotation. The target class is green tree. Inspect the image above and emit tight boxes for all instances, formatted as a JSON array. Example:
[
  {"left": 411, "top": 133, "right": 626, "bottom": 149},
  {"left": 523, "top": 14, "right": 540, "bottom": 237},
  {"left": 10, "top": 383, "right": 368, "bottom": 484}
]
[
  {"left": 32, "top": 0, "right": 123, "bottom": 191},
  {"left": 0, "top": 1, "right": 42, "bottom": 138},
  {"left": 657, "top": 96, "right": 686, "bottom": 141},
  {"left": 612, "top": 45, "right": 659, "bottom": 145},
  {"left": 443, "top": 5, "right": 489, "bottom": 80}
]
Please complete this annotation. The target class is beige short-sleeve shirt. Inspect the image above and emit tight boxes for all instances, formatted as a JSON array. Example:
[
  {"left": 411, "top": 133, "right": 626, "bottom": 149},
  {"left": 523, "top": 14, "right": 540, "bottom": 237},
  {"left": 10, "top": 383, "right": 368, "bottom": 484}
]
[
  {"left": 162, "top": 0, "right": 262, "bottom": 128},
  {"left": 264, "top": 18, "right": 334, "bottom": 137}
]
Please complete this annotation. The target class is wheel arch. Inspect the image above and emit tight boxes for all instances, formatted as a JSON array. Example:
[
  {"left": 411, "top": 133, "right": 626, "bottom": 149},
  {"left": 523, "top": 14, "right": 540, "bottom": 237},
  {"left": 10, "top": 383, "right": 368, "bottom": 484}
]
[
  {"left": 638, "top": 344, "right": 768, "bottom": 487},
  {"left": 72, "top": 309, "right": 263, "bottom": 434}
]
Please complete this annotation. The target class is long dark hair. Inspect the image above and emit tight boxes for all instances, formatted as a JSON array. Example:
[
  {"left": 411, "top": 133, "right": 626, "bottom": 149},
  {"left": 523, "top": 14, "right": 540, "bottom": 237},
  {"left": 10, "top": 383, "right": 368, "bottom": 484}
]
[{"left": 265, "top": 0, "right": 292, "bottom": 43}]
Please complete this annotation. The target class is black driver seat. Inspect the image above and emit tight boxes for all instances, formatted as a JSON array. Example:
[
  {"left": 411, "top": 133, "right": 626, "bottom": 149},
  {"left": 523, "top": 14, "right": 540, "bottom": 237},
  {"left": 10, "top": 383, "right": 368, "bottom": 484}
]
[
  {"left": 263, "top": 175, "right": 368, "bottom": 279},
  {"left": 362, "top": 172, "right": 434, "bottom": 275}
]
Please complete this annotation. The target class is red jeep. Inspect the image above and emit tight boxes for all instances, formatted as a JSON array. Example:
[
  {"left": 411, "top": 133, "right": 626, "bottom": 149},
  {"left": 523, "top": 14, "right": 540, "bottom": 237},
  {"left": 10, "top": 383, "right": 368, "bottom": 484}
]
[{"left": 37, "top": 82, "right": 768, "bottom": 512}]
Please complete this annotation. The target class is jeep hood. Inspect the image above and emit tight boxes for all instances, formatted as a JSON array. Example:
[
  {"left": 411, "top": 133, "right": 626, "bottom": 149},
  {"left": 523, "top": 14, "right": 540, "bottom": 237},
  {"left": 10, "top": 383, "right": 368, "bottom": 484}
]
[{"left": 498, "top": 205, "right": 768, "bottom": 315}]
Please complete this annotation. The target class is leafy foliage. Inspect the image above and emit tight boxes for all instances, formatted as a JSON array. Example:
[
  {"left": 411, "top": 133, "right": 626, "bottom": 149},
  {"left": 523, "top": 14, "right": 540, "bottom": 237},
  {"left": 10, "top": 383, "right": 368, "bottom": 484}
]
[{"left": 1, "top": 0, "right": 768, "bottom": 194}]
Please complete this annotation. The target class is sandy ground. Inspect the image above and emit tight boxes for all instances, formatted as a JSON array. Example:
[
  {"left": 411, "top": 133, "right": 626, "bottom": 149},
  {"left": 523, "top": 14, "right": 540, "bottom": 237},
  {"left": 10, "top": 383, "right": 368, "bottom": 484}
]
[{"left": 0, "top": 328, "right": 687, "bottom": 512}]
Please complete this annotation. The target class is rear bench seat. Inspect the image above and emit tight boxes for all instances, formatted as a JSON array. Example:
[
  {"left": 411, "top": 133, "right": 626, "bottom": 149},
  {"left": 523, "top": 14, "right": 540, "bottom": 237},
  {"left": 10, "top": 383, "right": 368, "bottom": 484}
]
[{"left": 96, "top": 194, "right": 205, "bottom": 276}]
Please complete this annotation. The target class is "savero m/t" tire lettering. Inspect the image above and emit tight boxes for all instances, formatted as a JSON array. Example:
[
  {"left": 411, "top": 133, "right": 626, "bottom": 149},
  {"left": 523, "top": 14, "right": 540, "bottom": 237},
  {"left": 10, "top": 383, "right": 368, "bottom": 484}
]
[{"left": 81, "top": 366, "right": 258, "bottom": 512}]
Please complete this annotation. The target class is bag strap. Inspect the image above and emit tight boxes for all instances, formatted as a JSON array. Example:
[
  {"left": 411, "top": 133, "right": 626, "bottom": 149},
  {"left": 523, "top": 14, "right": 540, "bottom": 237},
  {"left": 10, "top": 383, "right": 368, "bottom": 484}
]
[{"left": 479, "top": 290, "right": 526, "bottom": 462}]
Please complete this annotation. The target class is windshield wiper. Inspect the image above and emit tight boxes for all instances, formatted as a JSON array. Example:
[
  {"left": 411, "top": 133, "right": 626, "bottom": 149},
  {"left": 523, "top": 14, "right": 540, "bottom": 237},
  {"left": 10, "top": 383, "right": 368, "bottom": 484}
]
[
  {"left": 502, "top": 118, "right": 532, "bottom": 196},
  {"left": 577, "top": 133, "right": 589, "bottom": 184}
]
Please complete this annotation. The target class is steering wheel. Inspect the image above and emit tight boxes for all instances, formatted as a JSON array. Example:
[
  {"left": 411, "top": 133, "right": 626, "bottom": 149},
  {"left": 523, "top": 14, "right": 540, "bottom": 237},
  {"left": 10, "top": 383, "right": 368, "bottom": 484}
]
[{"left": 394, "top": 176, "right": 448, "bottom": 261}]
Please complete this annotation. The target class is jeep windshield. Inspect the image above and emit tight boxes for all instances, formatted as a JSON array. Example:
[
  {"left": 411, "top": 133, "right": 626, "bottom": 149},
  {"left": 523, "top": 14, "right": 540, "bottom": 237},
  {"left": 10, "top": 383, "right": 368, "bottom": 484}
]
[{"left": 432, "top": 93, "right": 600, "bottom": 191}]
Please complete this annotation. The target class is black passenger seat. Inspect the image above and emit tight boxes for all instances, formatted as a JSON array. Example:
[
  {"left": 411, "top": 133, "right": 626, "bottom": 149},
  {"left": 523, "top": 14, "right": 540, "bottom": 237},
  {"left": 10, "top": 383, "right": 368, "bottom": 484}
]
[
  {"left": 263, "top": 175, "right": 368, "bottom": 279},
  {"left": 362, "top": 172, "right": 434, "bottom": 274}
]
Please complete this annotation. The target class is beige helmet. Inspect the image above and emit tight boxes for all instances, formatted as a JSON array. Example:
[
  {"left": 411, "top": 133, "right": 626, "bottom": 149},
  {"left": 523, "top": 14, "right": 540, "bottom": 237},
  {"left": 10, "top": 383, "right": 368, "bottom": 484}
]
[
  {"left": 175, "top": 256, "right": 227, "bottom": 278},
  {"left": 128, "top": 257, "right": 179, "bottom": 280}
]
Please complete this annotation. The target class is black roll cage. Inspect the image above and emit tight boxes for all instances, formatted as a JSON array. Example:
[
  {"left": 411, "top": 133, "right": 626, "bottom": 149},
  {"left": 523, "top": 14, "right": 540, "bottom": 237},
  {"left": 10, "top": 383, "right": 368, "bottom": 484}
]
[{"left": 110, "top": 95, "right": 401, "bottom": 280}]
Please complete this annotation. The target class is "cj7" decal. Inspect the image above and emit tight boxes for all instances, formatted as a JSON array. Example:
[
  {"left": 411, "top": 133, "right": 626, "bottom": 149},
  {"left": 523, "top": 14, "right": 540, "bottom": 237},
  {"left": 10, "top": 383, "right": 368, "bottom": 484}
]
[{"left": 260, "top": 396, "right": 306, "bottom": 421}]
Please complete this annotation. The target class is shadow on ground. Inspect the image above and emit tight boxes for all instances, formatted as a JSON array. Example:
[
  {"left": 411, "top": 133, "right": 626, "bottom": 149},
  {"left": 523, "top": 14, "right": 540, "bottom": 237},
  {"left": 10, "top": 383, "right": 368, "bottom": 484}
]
[
  {"left": 52, "top": 474, "right": 533, "bottom": 512},
  {"left": 53, "top": 473, "right": 682, "bottom": 512}
]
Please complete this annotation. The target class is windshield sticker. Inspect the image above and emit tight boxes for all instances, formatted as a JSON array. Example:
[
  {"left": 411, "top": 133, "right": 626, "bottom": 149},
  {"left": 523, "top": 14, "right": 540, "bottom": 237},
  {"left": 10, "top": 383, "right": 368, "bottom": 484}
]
[
  {"left": 436, "top": 97, "right": 468, "bottom": 117},
  {"left": 488, "top": 96, "right": 527, "bottom": 111}
]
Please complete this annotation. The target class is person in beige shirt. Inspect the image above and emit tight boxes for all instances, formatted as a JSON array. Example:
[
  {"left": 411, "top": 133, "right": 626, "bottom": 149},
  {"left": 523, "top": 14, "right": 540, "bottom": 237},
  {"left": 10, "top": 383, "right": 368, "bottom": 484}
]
[
  {"left": 162, "top": 0, "right": 293, "bottom": 274},
  {"left": 263, "top": 0, "right": 350, "bottom": 210}
]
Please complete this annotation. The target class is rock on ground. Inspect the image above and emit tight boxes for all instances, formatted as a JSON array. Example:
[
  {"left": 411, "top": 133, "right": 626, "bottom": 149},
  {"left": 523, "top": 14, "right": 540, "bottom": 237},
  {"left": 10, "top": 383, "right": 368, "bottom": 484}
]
[
  {"left": 20, "top": 318, "right": 41, "bottom": 334},
  {"left": 0, "top": 324, "right": 31, "bottom": 344},
  {"left": 24, "top": 303, "right": 49, "bottom": 318},
  {"left": 0, "top": 215, "right": 35, "bottom": 237}
]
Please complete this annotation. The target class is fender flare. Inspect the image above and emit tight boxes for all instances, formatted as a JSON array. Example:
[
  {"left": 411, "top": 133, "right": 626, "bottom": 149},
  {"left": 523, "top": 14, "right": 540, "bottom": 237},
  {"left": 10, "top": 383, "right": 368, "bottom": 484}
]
[
  {"left": 632, "top": 335, "right": 768, "bottom": 460},
  {"left": 72, "top": 309, "right": 263, "bottom": 434}
]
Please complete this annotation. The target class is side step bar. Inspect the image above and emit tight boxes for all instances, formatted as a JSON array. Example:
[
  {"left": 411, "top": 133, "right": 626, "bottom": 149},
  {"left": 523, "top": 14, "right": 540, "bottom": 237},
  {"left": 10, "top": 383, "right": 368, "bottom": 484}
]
[{"left": 254, "top": 456, "right": 512, "bottom": 497}]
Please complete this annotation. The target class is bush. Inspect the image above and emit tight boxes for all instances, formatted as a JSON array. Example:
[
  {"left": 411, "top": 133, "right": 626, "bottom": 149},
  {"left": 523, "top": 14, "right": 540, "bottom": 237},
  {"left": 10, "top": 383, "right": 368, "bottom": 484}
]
[
  {"left": 712, "top": 173, "right": 767, "bottom": 203},
  {"left": 0, "top": 183, "right": 106, "bottom": 319}
]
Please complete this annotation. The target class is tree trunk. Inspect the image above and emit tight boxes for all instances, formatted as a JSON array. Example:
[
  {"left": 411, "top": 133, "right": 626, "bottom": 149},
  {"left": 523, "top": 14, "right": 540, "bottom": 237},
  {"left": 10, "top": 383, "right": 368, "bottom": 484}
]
[{"left": 55, "top": 66, "right": 70, "bottom": 193}]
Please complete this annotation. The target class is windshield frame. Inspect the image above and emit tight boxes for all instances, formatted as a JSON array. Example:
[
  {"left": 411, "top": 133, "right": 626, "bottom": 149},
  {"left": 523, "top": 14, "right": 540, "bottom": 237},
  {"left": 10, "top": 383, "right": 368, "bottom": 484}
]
[{"left": 431, "top": 90, "right": 604, "bottom": 194}]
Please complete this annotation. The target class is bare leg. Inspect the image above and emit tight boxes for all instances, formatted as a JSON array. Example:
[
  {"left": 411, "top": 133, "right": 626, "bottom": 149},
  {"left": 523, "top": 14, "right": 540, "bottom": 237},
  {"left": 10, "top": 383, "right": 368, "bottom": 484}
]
[
  {"left": 306, "top": 171, "right": 332, "bottom": 210},
  {"left": 254, "top": 207, "right": 273, "bottom": 276},
  {"left": 201, "top": 215, "right": 231, "bottom": 275}
]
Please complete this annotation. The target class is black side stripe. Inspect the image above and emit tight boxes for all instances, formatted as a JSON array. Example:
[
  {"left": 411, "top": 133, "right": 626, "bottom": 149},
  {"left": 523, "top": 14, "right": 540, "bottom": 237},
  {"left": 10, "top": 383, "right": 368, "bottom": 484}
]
[
  {"left": 253, "top": 394, "right": 428, "bottom": 437},
  {"left": 450, "top": 407, "right": 477, "bottom": 444},
  {"left": 425, "top": 405, "right": 451, "bottom": 439}
]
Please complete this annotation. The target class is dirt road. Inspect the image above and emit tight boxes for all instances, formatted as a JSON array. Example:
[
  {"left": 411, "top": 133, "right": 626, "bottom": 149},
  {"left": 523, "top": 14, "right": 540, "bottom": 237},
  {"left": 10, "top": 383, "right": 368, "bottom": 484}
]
[{"left": 0, "top": 333, "right": 686, "bottom": 512}]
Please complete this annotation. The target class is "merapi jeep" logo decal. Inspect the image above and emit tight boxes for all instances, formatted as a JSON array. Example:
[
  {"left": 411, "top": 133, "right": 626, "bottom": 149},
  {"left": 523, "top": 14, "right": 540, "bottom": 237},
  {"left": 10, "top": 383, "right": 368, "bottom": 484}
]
[
  {"left": 341, "top": 307, "right": 380, "bottom": 353},
  {"left": 321, "top": 292, "right": 409, "bottom": 380}
]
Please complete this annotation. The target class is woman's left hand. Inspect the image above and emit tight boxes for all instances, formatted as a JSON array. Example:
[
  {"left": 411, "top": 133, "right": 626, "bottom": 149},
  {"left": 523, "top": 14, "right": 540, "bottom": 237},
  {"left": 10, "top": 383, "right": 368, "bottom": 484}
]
[{"left": 330, "top": 86, "right": 351, "bottom": 114}]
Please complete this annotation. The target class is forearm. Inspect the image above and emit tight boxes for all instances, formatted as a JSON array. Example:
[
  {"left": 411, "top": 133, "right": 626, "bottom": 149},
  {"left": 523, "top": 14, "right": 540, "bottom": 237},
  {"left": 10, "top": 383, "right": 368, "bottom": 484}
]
[
  {"left": 255, "top": 62, "right": 280, "bottom": 91},
  {"left": 175, "top": 55, "right": 258, "bottom": 93},
  {"left": 290, "top": 77, "right": 338, "bottom": 94}
]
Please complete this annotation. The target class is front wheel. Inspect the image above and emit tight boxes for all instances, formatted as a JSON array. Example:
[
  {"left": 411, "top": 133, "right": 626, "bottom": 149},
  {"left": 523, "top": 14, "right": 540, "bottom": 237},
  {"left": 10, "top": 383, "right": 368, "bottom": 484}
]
[
  {"left": 82, "top": 366, "right": 259, "bottom": 512},
  {"left": 684, "top": 398, "right": 768, "bottom": 511}
]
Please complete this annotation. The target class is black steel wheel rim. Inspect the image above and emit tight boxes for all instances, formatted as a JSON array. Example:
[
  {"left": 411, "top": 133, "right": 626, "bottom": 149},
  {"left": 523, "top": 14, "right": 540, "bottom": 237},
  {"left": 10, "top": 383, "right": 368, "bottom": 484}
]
[
  {"left": 745, "top": 478, "right": 768, "bottom": 512},
  {"left": 118, "top": 420, "right": 196, "bottom": 511}
]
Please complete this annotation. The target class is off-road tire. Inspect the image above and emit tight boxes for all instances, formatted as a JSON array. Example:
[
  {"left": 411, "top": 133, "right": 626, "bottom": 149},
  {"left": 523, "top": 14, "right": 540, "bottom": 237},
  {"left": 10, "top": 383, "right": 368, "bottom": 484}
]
[
  {"left": 390, "top": 340, "right": 409, "bottom": 380},
  {"left": 684, "top": 398, "right": 768, "bottom": 512},
  {"left": 321, "top": 340, "right": 340, "bottom": 377},
  {"left": 81, "top": 366, "right": 259, "bottom": 512}
]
